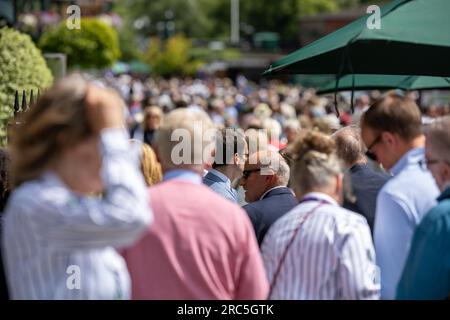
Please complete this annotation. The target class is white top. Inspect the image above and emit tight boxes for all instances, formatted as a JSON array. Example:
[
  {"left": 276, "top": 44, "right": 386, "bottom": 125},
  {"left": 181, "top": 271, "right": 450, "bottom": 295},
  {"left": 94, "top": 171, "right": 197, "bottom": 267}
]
[
  {"left": 261, "top": 192, "right": 380, "bottom": 300},
  {"left": 2, "top": 128, "right": 152, "bottom": 300}
]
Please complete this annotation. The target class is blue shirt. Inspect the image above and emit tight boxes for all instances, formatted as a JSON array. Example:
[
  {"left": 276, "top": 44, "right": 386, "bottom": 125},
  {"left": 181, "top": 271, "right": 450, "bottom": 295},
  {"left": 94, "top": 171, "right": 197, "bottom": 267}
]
[
  {"left": 374, "top": 147, "right": 439, "bottom": 299},
  {"left": 163, "top": 169, "right": 202, "bottom": 185},
  {"left": 397, "top": 186, "right": 450, "bottom": 300},
  {"left": 203, "top": 169, "right": 238, "bottom": 203}
]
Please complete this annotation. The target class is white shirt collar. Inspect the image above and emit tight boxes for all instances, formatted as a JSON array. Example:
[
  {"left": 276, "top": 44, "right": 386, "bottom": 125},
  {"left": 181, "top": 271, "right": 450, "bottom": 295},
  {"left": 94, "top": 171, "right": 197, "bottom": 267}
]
[{"left": 260, "top": 186, "right": 287, "bottom": 200}]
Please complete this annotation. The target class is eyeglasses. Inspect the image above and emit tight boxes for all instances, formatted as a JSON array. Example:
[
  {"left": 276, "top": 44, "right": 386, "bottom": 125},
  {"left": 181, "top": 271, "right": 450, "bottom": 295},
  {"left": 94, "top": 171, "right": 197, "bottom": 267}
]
[
  {"left": 242, "top": 168, "right": 260, "bottom": 179},
  {"left": 418, "top": 158, "right": 448, "bottom": 170},
  {"left": 365, "top": 134, "right": 383, "bottom": 161}
]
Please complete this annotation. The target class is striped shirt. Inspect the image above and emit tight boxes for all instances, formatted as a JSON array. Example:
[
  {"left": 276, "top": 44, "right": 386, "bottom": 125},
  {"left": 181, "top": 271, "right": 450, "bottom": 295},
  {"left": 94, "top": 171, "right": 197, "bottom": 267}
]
[
  {"left": 261, "top": 192, "right": 380, "bottom": 300},
  {"left": 1, "top": 128, "right": 152, "bottom": 299}
]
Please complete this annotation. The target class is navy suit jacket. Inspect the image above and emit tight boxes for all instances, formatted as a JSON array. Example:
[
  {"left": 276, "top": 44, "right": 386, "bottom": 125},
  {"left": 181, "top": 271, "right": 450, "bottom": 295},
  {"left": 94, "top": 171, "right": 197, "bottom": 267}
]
[
  {"left": 243, "top": 187, "right": 298, "bottom": 246},
  {"left": 343, "top": 163, "right": 390, "bottom": 234}
]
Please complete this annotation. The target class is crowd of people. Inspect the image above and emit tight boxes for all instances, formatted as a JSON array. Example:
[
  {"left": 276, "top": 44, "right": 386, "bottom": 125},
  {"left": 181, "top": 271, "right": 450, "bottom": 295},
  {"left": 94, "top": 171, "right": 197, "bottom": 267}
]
[{"left": 0, "top": 73, "right": 449, "bottom": 300}]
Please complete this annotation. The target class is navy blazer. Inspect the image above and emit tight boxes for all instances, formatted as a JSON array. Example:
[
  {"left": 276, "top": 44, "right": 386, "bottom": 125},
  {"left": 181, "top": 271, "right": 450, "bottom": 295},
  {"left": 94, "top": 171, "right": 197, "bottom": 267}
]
[
  {"left": 243, "top": 187, "right": 298, "bottom": 246},
  {"left": 343, "top": 163, "right": 390, "bottom": 234},
  {"left": 203, "top": 170, "right": 238, "bottom": 203}
]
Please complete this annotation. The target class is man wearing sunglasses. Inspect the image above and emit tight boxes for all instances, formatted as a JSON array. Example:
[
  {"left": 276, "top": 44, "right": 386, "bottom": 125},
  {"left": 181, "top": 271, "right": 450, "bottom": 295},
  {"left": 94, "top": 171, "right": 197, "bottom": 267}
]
[
  {"left": 360, "top": 93, "right": 439, "bottom": 300},
  {"left": 240, "top": 151, "right": 297, "bottom": 246}
]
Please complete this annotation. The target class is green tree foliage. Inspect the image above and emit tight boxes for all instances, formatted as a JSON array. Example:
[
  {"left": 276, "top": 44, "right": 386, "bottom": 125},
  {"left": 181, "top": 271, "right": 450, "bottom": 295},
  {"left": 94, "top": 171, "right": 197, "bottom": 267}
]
[
  {"left": 0, "top": 27, "right": 53, "bottom": 146},
  {"left": 39, "top": 18, "right": 120, "bottom": 69},
  {"left": 144, "top": 35, "right": 204, "bottom": 77},
  {"left": 115, "top": 0, "right": 212, "bottom": 38},
  {"left": 116, "top": 0, "right": 371, "bottom": 41},
  {"left": 198, "top": 0, "right": 363, "bottom": 40}
]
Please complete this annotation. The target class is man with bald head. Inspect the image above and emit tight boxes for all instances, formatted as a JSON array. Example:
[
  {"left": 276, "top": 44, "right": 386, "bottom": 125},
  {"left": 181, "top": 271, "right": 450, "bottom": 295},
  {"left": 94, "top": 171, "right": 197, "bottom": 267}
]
[{"left": 240, "top": 151, "right": 297, "bottom": 246}]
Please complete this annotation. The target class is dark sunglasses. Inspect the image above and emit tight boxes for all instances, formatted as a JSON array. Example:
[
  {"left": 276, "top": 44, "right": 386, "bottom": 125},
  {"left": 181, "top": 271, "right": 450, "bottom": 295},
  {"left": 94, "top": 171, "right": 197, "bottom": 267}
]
[
  {"left": 242, "top": 168, "right": 260, "bottom": 179},
  {"left": 365, "top": 134, "right": 383, "bottom": 161}
]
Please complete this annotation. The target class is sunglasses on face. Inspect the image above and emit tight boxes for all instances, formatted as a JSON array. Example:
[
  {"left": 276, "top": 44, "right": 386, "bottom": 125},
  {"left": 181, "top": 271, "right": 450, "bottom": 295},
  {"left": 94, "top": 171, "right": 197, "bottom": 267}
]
[{"left": 365, "top": 133, "right": 383, "bottom": 162}]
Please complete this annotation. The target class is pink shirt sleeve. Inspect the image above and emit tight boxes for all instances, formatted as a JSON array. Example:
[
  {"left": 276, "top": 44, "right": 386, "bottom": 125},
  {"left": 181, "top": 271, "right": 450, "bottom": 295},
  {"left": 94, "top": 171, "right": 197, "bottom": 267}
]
[{"left": 233, "top": 212, "right": 270, "bottom": 300}]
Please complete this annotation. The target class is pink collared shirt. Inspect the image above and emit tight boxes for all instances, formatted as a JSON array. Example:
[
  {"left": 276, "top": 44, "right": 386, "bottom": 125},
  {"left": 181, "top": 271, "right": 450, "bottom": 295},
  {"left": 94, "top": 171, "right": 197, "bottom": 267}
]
[{"left": 122, "top": 179, "right": 269, "bottom": 299}]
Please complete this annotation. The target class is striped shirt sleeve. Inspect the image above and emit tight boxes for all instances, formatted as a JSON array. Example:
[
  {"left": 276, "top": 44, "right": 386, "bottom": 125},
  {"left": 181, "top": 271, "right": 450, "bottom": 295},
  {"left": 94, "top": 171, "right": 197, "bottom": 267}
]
[
  {"left": 24, "top": 128, "right": 152, "bottom": 250},
  {"left": 336, "top": 219, "right": 380, "bottom": 300}
]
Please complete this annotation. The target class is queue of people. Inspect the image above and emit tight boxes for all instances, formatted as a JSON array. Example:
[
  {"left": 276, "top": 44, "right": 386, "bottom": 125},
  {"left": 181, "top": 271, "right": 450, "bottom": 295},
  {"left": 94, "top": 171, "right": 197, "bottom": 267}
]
[{"left": 0, "top": 73, "right": 449, "bottom": 300}]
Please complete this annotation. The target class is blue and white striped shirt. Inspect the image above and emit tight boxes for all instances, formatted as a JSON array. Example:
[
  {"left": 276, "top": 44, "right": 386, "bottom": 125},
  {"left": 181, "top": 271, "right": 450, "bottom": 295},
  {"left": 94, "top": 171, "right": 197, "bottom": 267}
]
[
  {"left": 1, "top": 128, "right": 152, "bottom": 299},
  {"left": 261, "top": 192, "right": 380, "bottom": 300}
]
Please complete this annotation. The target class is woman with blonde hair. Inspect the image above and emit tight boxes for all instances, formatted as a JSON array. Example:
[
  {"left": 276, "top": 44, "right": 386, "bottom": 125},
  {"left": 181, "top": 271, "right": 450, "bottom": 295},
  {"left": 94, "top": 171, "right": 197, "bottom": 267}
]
[
  {"left": 2, "top": 74, "right": 152, "bottom": 299},
  {"left": 130, "top": 140, "right": 162, "bottom": 186},
  {"left": 261, "top": 130, "right": 380, "bottom": 300},
  {"left": 130, "top": 106, "right": 163, "bottom": 146}
]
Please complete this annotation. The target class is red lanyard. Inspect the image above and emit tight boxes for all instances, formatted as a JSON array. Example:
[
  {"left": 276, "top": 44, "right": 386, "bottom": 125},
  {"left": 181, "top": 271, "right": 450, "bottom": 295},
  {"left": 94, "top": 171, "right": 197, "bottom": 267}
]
[{"left": 268, "top": 198, "right": 330, "bottom": 299}]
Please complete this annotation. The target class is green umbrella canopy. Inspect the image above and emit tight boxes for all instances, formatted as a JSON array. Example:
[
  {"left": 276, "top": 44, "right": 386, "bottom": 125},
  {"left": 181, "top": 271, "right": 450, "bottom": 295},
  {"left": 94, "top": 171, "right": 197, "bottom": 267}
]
[
  {"left": 263, "top": 0, "right": 450, "bottom": 77},
  {"left": 128, "top": 60, "right": 151, "bottom": 74},
  {"left": 111, "top": 61, "right": 129, "bottom": 74},
  {"left": 317, "top": 74, "right": 450, "bottom": 94},
  {"left": 292, "top": 74, "right": 336, "bottom": 88}
]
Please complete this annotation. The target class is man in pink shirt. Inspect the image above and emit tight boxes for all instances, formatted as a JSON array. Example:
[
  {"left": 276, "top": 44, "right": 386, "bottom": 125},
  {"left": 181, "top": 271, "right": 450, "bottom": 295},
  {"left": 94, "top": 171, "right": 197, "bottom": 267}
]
[{"left": 123, "top": 109, "right": 269, "bottom": 299}]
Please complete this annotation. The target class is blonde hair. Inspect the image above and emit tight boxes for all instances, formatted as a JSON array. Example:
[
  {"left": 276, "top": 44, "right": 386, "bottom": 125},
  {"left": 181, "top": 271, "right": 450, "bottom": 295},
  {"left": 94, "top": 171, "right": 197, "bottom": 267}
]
[
  {"left": 263, "top": 118, "right": 282, "bottom": 140},
  {"left": 143, "top": 106, "right": 164, "bottom": 129},
  {"left": 141, "top": 143, "right": 162, "bottom": 186},
  {"left": 289, "top": 130, "right": 342, "bottom": 195},
  {"left": 10, "top": 74, "right": 92, "bottom": 187}
]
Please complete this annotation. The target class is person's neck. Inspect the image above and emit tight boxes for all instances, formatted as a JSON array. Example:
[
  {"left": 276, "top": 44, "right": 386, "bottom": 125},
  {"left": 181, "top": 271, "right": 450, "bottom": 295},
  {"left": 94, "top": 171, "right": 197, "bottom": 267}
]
[
  {"left": 261, "top": 183, "right": 284, "bottom": 197},
  {"left": 300, "top": 187, "right": 339, "bottom": 203},
  {"left": 398, "top": 135, "right": 425, "bottom": 158}
]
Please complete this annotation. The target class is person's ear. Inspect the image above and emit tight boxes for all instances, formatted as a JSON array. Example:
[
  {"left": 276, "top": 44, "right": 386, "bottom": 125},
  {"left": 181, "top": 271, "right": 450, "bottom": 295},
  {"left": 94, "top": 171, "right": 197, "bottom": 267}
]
[
  {"left": 442, "top": 163, "right": 450, "bottom": 185},
  {"left": 234, "top": 152, "right": 240, "bottom": 165},
  {"left": 382, "top": 131, "right": 396, "bottom": 147},
  {"left": 265, "top": 174, "right": 275, "bottom": 185}
]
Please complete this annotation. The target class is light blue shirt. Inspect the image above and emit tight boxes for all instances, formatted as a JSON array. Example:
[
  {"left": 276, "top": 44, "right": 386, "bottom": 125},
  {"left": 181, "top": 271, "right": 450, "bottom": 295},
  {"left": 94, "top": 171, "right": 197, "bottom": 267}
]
[
  {"left": 203, "top": 168, "right": 238, "bottom": 203},
  {"left": 163, "top": 169, "right": 202, "bottom": 185},
  {"left": 374, "top": 147, "right": 439, "bottom": 299}
]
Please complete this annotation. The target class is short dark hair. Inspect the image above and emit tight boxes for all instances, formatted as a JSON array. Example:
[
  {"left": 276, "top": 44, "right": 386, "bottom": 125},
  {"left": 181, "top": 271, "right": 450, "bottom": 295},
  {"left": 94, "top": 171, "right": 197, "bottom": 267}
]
[
  {"left": 362, "top": 93, "right": 422, "bottom": 141},
  {"left": 212, "top": 128, "right": 246, "bottom": 168}
]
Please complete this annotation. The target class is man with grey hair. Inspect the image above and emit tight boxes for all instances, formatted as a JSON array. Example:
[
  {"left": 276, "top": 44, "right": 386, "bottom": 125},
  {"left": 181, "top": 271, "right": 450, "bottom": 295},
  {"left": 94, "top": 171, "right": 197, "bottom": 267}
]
[
  {"left": 283, "top": 119, "right": 301, "bottom": 145},
  {"left": 240, "top": 150, "right": 297, "bottom": 246},
  {"left": 333, "top": 125, "right": 389, "bottom": 233}
]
